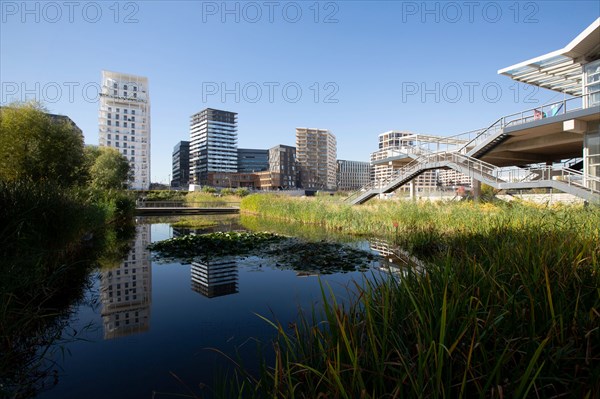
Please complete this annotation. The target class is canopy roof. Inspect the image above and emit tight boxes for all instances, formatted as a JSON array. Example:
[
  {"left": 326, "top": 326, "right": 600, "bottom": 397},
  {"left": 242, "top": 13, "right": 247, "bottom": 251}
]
[{"left": 498, "top": 18, "right": 600, "bottom": 96}]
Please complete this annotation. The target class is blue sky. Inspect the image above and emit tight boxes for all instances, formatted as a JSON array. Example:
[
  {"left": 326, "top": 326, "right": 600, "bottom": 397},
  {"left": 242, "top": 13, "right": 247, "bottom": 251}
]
[{"left": 1, "top": 1, "right": 599, "bottom": 183}]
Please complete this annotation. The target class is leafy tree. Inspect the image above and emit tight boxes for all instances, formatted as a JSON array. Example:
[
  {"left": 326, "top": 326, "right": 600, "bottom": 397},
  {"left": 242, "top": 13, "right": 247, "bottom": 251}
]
[
  {"left": 0, "top": 102, "right": 85, "bottom": 186},
  {"left": 88, "top": 147, "right": 130, "bottom": 190}
]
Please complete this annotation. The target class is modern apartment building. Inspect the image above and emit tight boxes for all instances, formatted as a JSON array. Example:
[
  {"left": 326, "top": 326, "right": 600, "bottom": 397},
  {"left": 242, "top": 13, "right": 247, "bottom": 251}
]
[
  {"left": 98, "top": 70, "right": 150, "bottom": 190},
  {"left": 370, "top": 131, "right": 445, "bottom": 193},
  {"left": 237, "top": 148, "right": 268, "bottom": 173},
  {"left": 268, "top": 144, "right": 298, "bottom": 189},
  {"left": 337, "top": 160, "right": 371, "bottom": 191},
  {"left": 100, "top": 224, "right": 151, "bottom": 339},
  {"left": 189, "top": 108, "right": 238, "bottom": 185},
  {"left": 171, "top": 141, "right": 190, "bottom": 188},
  {"left": 296, "top": 128, "right": 337, "bottom": 190}
]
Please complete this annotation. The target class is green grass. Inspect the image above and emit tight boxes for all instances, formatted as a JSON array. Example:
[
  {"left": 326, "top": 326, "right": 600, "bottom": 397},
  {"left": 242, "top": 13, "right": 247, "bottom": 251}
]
[
  {"left": 220, "top": 195, "right": 600, "bottom": 398},
  {"left": 185, "top": 192, "right": 241, "bottom": 207}
]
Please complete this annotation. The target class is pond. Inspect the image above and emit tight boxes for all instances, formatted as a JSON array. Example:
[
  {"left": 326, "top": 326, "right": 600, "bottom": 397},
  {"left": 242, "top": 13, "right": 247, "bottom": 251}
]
[{"left": 31, "top": 215, "right": 409, "bottom": 399}]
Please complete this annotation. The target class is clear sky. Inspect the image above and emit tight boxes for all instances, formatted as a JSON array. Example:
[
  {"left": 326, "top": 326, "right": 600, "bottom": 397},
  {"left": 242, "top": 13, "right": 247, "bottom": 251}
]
[{"left": 1, "top": 1, "right": 599, "bottom": 183}]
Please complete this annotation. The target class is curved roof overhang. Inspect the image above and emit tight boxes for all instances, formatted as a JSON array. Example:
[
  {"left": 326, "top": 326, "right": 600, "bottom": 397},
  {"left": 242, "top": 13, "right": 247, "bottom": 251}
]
[{"left": 498, "top": 18, "right": 600, "bottom": 96}]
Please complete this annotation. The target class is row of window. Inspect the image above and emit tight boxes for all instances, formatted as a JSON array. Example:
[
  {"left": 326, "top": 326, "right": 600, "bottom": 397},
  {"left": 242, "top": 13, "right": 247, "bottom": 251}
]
[
  {"left": 107, "top": 114, "right": 135, "bottom": 122},
  {"left": 112, "top": 83, "right": 139, "bottom": 91},
  {"left": 106, "top": 120, "right": 136, "bottom": 128},
  {"left": 112, "top": 90, "right": 139, "bottom": 98},
  {"left": 107, "top": 107, "right": 137, "bottom": 115}
]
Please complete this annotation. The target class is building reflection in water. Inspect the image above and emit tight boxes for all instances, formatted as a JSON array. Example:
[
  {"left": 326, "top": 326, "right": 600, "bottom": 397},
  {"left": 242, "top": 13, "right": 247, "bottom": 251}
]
[
  {"left": 191, "top": 259, "right": 238, "bottom": 298},
  {"left": 100, "top": 224, "right": 152, "bottom": 339},
  {"left": 369, "top": 238, "right": 423, "bottom": 276}
]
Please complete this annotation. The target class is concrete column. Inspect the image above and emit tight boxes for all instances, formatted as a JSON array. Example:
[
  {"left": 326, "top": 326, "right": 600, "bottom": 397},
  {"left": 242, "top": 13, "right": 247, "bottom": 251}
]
[
  {"left": 472, "top": 179, "right": 481, "bottom": 201},
  {"left": 409, "top": 181, "right": 415, "bottom": 200}
]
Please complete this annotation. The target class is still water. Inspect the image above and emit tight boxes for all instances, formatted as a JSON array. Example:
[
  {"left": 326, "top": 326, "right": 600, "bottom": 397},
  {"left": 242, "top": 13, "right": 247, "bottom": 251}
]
[{"left": 36, "top": 216, "right": 404, "bottom": 399}]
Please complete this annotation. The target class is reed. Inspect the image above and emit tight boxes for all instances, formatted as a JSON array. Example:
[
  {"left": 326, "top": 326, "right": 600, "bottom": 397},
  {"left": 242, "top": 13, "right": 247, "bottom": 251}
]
[{"left": 225, "top": 195, "right": 600, "bottom": 398}]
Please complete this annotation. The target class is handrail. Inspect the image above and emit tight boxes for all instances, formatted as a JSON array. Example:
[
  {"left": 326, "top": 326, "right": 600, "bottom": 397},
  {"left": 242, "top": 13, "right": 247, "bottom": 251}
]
[
  {"left": 459, "top": 92, "right": 596, "bottom": 154},
  {"left": 136, "top": 201, "right": 240, "bottom": 208},
  {"left": 346, "top": 151, "right": 600, "bottom": 203},
  {"left": 346, "top": 92, "right": 599, "bottom": 203}
]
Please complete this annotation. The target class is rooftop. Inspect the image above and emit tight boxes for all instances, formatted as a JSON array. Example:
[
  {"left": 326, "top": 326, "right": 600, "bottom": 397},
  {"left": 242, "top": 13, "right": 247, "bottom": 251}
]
[{"left": 498, "top": 18, "right": 600, "bottom": 96}]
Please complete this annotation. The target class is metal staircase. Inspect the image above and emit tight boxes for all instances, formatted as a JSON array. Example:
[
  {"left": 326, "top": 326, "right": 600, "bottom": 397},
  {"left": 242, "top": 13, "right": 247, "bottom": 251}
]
[
  {"left": 346, "top": 95, "right": 600, "bottom": 205},
  {"left": 347, "top": 151, "right": 600, "bottom": 205}
]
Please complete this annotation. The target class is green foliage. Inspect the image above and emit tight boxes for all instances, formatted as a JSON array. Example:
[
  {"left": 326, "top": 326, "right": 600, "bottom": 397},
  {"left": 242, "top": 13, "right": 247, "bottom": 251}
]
[
  {"left": 148, "top": 231, "right": 284, "bottom": 261},
  {"left": 0, "top": 180, "right": 135, "bottom": 397},
  {"left": 0, "top": 102, "right": 85, "bottom": 187},
  {"left": 87, "top": 146, "right": 130, "bottom": 190},
  {"left": 226, "top": 196, "right": 600, "bottom": 398},
  {"left": 235, "top": 188, "right": 250, "bottom": 197},
  {"left": 221, "top": 188, "right": 235, "bottom": 196},
  {"left": 143, "top": 190, "right": 188, "bottom": 201},
  {"left": 185, "top": 191, "right": 241, "bottom": 207},
  {"left": 202, "top": 186, "right": 217, "bottom": 193}
]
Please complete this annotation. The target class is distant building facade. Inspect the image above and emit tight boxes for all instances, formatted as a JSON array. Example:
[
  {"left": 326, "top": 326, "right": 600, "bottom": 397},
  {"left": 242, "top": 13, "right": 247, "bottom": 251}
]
[
  {"left": 171, "top": 141, "right": 190, "bottom": 188},
  {"left": 268, "top": 144, "right": 298, "bottom": 189},
  {"left": 296, "top": 128, "right": 337, "bottom": 190},
  {"left": 371, "top": 131, "right": 439, "bottom": 192},
  {"left": 98, "top": 70, "right": 150, "bottom": 190},
  {"left": 206, "top": 172, "right": 257, "bottom": 188},
  {"left": 237, "top": 148, "right": 268, "bottom": 173},
  {"left": 189, "top": 108, "right": 238, "bottom": 185},
  {"left": 337, "top": 160, "right": 371, "bottom": 191}
]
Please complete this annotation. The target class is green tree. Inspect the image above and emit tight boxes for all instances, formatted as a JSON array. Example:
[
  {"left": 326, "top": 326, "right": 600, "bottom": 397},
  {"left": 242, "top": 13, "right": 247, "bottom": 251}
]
[
  {"left": 0, "top": 102, "right": 85, "bottom": 186},
  {"left": 88, "top": 147, "right": 130, "bottom": 190}
]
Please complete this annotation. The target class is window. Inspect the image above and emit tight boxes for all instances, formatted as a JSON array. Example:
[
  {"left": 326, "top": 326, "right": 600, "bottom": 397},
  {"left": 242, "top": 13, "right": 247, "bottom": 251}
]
[
  {"left": 113, "top": 90, "right": 117, "bottom": 96},
  {"left": 133, "top": 93, "right": 137, "bottom": 98},
  {"left": 116, "top": 142, "right": 120, "bottom": 147},
  {"left": 131, "top": 149, "right": 135, "bottom": 155},
  {"left": 124, "top": 84, "right": 128, "bottom": 90},
  {"left": 107, "top": 133, "right": 111, "bottom": 139},
  {"left": 115, "top": 135, "right": 119, "bottom": 140},
  {"left": 124, "top": 122, "right": 128, "bottom": 128},
  {"left": 124, "top": 149, "right": 128, "bottom": 155},
  {"left": 124, "top": 109, "right": 128, "bottom": 114},
  {"left": 108, "top": 113, "right": 111, "bottom": 119},
  {"left": 107, "top": 120, "right": 111, "bottom": 126},
  {"left": 107, "top": 140, "right": 111, "bottom": 146},
  {"left": 131, "top": 123, "right": 135, "bottom": 128},
  {"left": 131, "top": 129, "right": 135, "bottom": 134},
  {"left": 133, "top": 86, "right": 137, "bottom": 91},
  {"left": 131, "top": 110, "right": 135, "bottom": 115},
  {"left": 131, "top": 157, "right": 135, "bottom": 162},
  {"left": 123, "top": 136, "right": 127, "bottom": 141},
  {"left": 124, "top": 91, "right": 127, "bottom": 97},
  {"left": 115, "top": 114, "right": 119, "bottom": 120},
  {"left": 116, "top": 108, "right": 120, "bottom": 112},
  {"left": 116, "top": 121, "right": 119, "bottom": 127},
  {"left": 131, "top": 116, "right": 135, "bottom": 121},
  {"left": 113, "top": 83, "right": 117, "bottom": 88}
]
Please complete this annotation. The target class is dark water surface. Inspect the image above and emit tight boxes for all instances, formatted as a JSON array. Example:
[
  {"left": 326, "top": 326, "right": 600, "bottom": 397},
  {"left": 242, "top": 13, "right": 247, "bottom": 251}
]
[{"left": 34, "top": 216, "right": 404, "bottom": 399}]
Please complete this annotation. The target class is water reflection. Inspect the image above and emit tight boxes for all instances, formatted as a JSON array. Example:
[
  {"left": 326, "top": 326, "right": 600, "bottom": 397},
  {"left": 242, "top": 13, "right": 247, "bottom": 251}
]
[
  {"left": 99, "top": 224, "right": 152, "bottom": 339},
  {"left": 191, "top": 259, "right": 239, "bottom": 298},
  {"left": 369, "top": 238, "right": 424, "bottom": 276}
]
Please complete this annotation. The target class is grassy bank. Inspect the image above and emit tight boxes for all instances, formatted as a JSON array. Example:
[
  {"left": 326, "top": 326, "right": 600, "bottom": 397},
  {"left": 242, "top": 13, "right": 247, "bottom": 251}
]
[
  {"left": 0, "top": 180, "right": 135, "bottom": 397},
  {"left": 228, "top": 195, "right": 600, "bottom": 398}
]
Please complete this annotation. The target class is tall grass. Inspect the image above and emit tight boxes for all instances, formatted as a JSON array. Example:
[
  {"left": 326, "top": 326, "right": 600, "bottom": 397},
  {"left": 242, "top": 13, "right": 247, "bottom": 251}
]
[
  {"left": 226, "top": 195, "right": 600, "bottom": 398},
  {"left": 185, "top": 192, "right": 242, "bottom": 207}
]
